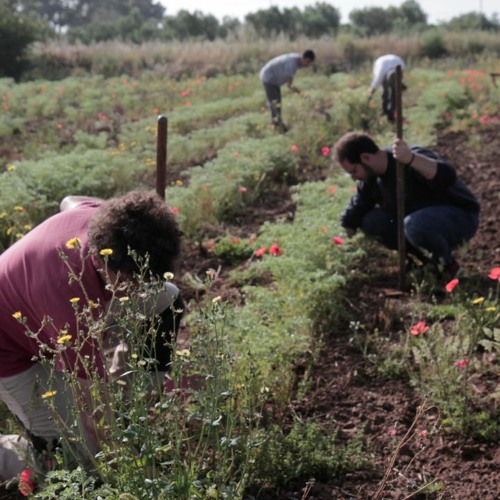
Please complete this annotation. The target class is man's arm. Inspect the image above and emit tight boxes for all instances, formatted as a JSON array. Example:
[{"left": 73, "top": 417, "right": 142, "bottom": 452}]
[
  {"left": 60, "top": 195, "right": 103, "bottom": 212},
  {"left": 286, "top": 79, "right": 301, "bottom": 93},
  {"left": 341, "top": 182, "right": 376, "bottom": 234},
  {"left": 392, "top": 138, "right": 438, "bottom": 180}
]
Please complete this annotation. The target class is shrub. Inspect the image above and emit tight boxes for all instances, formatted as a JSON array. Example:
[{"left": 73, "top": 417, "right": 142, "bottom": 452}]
[{"left": 419, "top": 30, "right": 448, "bottom": 59}]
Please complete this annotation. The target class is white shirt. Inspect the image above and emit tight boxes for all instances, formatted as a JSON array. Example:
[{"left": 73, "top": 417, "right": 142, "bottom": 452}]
[{"left": 370, "top": 54, "right": 405, "bottom": 91}]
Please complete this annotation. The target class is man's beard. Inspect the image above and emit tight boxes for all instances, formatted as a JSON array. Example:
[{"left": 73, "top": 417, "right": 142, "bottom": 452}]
[{"left": 360, "top": 161, "right": 376, "bottom": 179}]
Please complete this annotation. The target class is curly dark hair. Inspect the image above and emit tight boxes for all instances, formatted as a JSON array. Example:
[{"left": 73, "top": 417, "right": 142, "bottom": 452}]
[
  {"left": 88, "top": 190, "right": 181, "bottom": 277},
  {"left": 333, "top": 132, "right": 379, "bottom": 164}
]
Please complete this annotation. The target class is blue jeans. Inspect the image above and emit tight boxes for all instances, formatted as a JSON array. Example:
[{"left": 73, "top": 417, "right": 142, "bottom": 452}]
[{"left": 361, "top": 206, "right": 479, "bottom": 266}]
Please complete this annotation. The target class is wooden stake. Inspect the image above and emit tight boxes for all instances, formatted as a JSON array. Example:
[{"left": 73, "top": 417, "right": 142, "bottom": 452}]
[
  {"left": 395, "top": 66, "right": 406, "bottom": 290},
  {"left": 156, "top": 115, "right": 167, "bottom": 199}
]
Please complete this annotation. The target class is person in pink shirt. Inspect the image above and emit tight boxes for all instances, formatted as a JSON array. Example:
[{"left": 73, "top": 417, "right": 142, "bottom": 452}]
[{"left": 0, "top": 190, "right": 183, "bottom": 482}]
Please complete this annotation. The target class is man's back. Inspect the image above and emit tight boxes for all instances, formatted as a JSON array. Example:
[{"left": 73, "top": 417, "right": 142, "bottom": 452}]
[
  {"left": 259, "top": 53, "right": 300, "bottom": 86},
  {"left": 0, "top": 201, "right": 108, "bottom": 377}
]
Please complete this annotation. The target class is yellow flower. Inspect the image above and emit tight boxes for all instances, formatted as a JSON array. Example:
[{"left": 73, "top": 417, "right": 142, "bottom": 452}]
[
  {"left": 6, "top": 227, "right": 13, "bottom": 235},
  {"left": 163, "top": 272, "right": 174, "bottom": 280},
  {"left": 13, "top": 206, "right": 24, "bottom": 212},
  {"left": 116, "top": 380, "right": 127, "bottom": 386},
  {"left": 119, "top": 296, "right": 129, "bottom": 303},
  {"left": 212, "top": 296, "right": 221, "bottom": 304},
  {"left": 23, "top": 224, "right": 32, "bottom": 231},
  {"left": 7, "top": 164, "right": 16, "bottom": 172},
  {"left": 0, "top": 212, "right": 6, "bottom": 218},
  {"left": 65, "top": 237, "right": 81, "bottom": 249},
  {"left": 486, "top": 306, "right": 497, "bottom": 312},
  {"left": 88, "top": 300, "right": 99, "bottom": 309},
  {"left": 99, "top": 248, "right": 113, "bottom": 256},
  {"left": 69, "top": 297, "right": 80, "bottom": 304},
  {"left": 41, "top": 390, "right": 57, "bottom": 399},
  {"left": 57, "top": 334, "right": 72, "bottom": 344},
  {"left": 471, "top": 297, "right": 485, "bottom": 304},
  {"left": 12, "top": 311, "right": 22, "bottom": 320},
  {"left": 175, "top": 349, "right": 191, "bottom": 357}
]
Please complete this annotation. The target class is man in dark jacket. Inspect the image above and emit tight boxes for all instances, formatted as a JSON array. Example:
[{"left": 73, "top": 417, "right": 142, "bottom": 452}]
[{"left": 333, "top": 132, "right": 480, "bottom": 278}]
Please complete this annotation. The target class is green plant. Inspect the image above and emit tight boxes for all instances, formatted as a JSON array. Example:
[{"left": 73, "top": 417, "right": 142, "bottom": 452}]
[{"left": 252, "top": 420, "right": 366, "bottom": 489}]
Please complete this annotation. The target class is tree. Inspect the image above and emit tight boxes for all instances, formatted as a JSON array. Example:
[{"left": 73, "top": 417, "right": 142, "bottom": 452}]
[
  {"left": 163, "top": 10, "right": 221, "bottom": 41},
  {"left": 392, "top": 0, "right": 427, "bottom": 32},
  {"left": 445, "top": 12, "right": 499, "bottom": 31},
  {"left": 349, "top": 1, "right": 428, "bottom": 36},
  {"left": 245, "top": 6, "right": 300, "bottom": 39},
  {"left": 349, "top": 6, "right": 394, "bottom": 36},
  {"left": 13, "top": 0, "right": 165, "bottom": 32},
  {"left": 300, "top": 2, "right": 341, "bottom": 38},
  {"left": 0, "top": 0, "right": 51, "bottom": 79}
]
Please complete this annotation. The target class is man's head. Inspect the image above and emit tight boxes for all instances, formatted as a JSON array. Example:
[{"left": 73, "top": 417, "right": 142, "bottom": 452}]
[
  {"left": 88, "top": 190, "right": 181, "bottom": 278},
  {"left": 332, "top": 132, "right": 382, "bottom": 181},
  {"left": 300, "top": 50, "right": 315, "bottom": 67}
]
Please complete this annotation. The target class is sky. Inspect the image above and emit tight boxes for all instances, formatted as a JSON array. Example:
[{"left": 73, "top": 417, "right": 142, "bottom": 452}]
[{"left": 158, "top": 0, "right": 498, "bottom": 24}]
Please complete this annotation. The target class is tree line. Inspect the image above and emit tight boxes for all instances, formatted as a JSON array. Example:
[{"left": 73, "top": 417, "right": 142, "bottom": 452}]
[{"left": 1, "top": 0, "right": 499, "bottom": 79}]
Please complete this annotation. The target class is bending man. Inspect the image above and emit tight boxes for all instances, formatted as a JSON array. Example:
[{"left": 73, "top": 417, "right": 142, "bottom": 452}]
[
  {"left": 259, "top": 49, "right": 315, "bottom": 132},
  {"left": 333, "top": 132, "right": 480, "bottom": 279},
  {"left": 0, "top": 190, "right": 183, "bottom": 482}
]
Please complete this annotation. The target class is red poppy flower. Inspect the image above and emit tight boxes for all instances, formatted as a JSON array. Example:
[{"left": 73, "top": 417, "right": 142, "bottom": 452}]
[
  {"left": 290, "top": 145, "right": 298, "bottom": 152},
  {"left": 269, "top": 243, "right": 283, "bottom": 256},
  {"left": 332, "top": 236, "right": 344, "bottom": 245},
  {"left": 410, "top": 321, "right": 430, "bottom": 336},
  {"left": 185, "top": 101, "right": 192, "bottom": 107},
  {"left": 255, "top": 247, "right": 267, "bottom": 257},
  {"left": 170, "top": 206, "right": 180, "bottom": 216},
  {"left": 181, "top": 90, "right": 190, "bottom": 97},
  {"left": 238, "top": 186, "right": 247, "bottom": 193},
  {"left": 488, "top": 267, "right": 500, "bottom": 280},
  {"left": 454, "top": 359, "right": 469, "bottom": 368},
  {"left": 326, "top": 185, "right": 337, "bottom": 194},
  {"left": 321, "top": 146, "right": 331, "bottom": 156},
  {"left": 445, "top": 278, "right": 459, "bottom": 292},
  {"left": 231, "top": 237, "right": 239, "bottom": 244},
  {"left": 18, "top": 469, "right": 35, "bottom": 496}
]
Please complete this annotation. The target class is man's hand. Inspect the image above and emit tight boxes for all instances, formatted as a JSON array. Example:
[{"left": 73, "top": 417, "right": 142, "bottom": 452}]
[
  {"left": 392, "top": 138, "right": 413, "bottom": 165},
  {"left": 392, "top": 137, "right": 438, "bottom": 180}
]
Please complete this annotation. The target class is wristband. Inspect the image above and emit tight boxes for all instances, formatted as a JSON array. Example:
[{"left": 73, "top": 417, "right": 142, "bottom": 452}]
[{"left": 404, "top": 153, "right": 415, "bottom": 167}]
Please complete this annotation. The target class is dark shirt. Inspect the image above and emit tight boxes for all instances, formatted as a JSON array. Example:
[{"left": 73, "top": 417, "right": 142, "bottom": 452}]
[{"left": 341, "top": 146, "right": 480, "bottom": 230}]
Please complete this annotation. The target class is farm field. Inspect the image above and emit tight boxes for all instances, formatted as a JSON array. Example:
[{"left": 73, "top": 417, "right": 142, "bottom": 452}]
[{"left": 0, "top": 55, "right": 499, "bottom": 499}]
